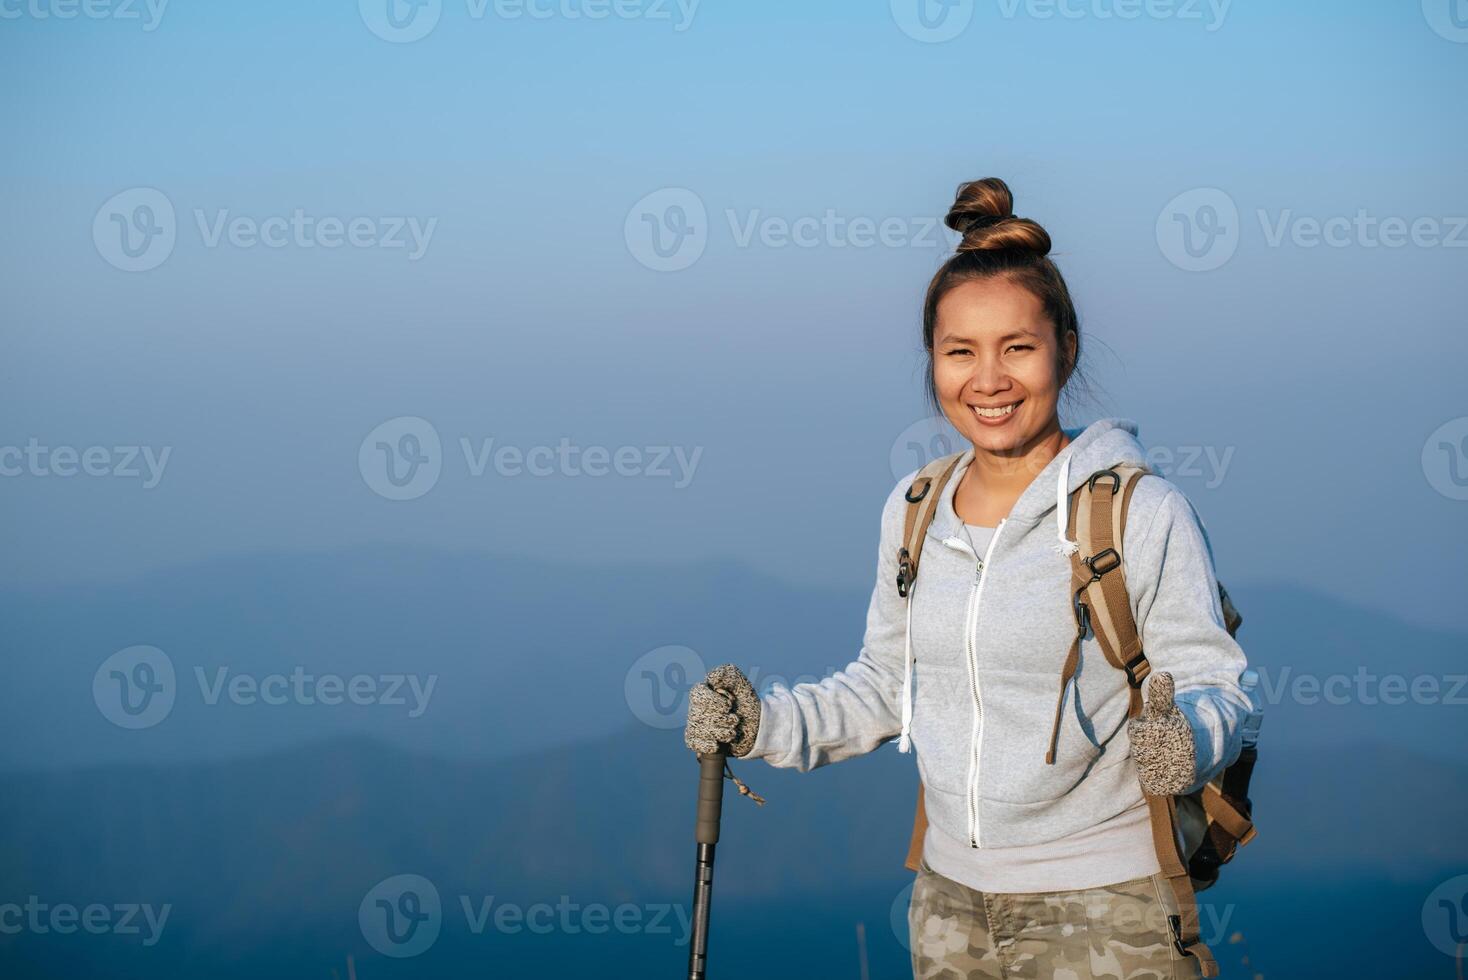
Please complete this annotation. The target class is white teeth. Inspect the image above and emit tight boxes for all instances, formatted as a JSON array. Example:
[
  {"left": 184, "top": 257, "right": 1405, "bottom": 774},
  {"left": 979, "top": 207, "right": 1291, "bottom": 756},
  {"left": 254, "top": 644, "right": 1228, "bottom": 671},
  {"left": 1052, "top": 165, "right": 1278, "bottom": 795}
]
[{"left": 972, "top": 403, "right": 1018, "bottom": 418}]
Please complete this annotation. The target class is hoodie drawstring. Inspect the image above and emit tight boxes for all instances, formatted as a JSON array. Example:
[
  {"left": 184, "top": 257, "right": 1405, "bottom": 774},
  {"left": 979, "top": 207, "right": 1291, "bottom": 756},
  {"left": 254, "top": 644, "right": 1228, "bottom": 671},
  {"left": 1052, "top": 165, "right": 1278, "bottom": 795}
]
[
  {"left": 1048, "top": 448, "right": 1081, "bottom": 763},
  {"left": 1051, "top": 451, "right": 1079, "bottom": 558},
  {"left": 898, "top": 589, "right": 915, "bottom": 753}
]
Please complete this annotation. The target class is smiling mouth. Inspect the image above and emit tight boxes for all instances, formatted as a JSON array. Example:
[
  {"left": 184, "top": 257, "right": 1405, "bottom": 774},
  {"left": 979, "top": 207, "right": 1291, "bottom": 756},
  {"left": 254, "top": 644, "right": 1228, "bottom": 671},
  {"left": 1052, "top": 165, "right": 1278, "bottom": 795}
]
[{"left": 970, "top": 400, "right": 1021, "bottom": 420}]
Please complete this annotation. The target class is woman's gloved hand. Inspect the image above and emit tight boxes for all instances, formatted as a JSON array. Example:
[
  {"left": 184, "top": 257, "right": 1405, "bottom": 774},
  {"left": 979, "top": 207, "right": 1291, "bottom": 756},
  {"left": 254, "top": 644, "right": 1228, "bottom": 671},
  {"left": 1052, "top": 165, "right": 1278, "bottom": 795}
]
[
  {"left": 1127, "top": 671, "right": 1197, "bottom": 797},
  {"left": 684, "top": 664, "right": 761, "bottom": 758}
]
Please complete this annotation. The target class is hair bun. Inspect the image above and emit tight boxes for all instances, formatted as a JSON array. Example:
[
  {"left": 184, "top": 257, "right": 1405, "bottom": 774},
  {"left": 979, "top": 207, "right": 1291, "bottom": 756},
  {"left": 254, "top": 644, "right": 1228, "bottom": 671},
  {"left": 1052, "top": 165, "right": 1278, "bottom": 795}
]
[{"left": 945, "top": 177, "right": 1052, "bottom": 256}]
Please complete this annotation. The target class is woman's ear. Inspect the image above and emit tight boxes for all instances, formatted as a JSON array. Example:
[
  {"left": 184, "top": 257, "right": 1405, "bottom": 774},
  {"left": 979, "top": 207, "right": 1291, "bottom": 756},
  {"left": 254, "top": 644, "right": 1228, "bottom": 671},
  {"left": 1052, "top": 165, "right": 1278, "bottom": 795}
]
[{"left": 1059, "top": 328, "right": 1078, "bottom": 383}]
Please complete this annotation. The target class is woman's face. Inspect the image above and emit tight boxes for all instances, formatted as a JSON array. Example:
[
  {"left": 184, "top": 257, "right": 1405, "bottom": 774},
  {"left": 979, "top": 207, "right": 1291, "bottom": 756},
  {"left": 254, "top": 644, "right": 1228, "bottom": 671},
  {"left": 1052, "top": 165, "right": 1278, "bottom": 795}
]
[{"left": 932, "top": 277, "right": 1075, "bottom": 456}]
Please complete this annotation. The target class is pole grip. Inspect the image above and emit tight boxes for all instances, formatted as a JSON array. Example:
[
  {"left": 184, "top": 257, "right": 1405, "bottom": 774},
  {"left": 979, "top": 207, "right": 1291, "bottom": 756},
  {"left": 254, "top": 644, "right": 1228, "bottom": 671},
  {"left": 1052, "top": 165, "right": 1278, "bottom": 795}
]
[{"left": 695, "top": 751, "right": 727, "bottom": 845}]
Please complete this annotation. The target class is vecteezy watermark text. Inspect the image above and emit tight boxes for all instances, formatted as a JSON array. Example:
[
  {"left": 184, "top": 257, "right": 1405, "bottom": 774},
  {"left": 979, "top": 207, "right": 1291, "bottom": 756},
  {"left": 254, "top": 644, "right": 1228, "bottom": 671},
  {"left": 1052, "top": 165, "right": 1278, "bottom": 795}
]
[
  {"left": 624, "top": 644, "right": 847, "bottom": 730},
  {"left": 358, "top": 874, "right": 691, "bottom": 958},
  {"left": 0, "top": 440, "right": 170, "bottom": 488},
  {"left": 887, "top": 418, "right": 1237, "bottom": 489},
  {"left": 460, "top": 437, "right": 701, "bottom": 485},
  {"left": 195, "top": 666, "right": 436, "bottom": 717},
  {"left": 624, "top": 187, "right": 959, "bottom": 272},
  {"left": 1254, "top": 665, "right": 1467, "bottom": 707},
  {"left": 358, "top": 417, "right": 702, "bottom": 500},
  {"left": 194, "top": 210, "right": 436, "bottom": 259},
  {"left": 1157, "top": 188, "right": 1468, "bottom": 271},
  {"left": 358, "top": 0, "right": 700, "bottom": 43},
  {"left": 0, "top": 0, "right": 168, "bottom": 30},
  {"left": 891, "top": 879, "right": 1237, "bottom": 951},
  {"left": 0, "top": 898, "right": 171, "bottom": 947},
  {"left": 93, "top": 188, "right": 437, "bottom": 272},
  {"left": 92, "top": 646, "right": 438, "bottom": 730},
  {"left": 889, "top": 0, "right": 1230, "bottom": 44}
]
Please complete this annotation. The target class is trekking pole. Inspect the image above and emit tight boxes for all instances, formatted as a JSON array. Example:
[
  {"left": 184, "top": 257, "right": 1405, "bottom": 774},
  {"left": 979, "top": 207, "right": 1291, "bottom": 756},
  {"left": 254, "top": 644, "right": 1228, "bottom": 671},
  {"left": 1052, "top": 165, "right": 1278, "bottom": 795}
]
[{"left": 687, "top": 750, "right": 726, "bottom": 980}]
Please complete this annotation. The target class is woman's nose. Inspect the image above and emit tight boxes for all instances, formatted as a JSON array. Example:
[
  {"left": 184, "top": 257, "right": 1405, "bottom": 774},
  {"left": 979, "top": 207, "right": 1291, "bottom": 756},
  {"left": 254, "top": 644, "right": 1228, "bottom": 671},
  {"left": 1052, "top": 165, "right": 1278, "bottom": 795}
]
[{"left": 968, "top": 358, "right": 1011, "bottom": 394}]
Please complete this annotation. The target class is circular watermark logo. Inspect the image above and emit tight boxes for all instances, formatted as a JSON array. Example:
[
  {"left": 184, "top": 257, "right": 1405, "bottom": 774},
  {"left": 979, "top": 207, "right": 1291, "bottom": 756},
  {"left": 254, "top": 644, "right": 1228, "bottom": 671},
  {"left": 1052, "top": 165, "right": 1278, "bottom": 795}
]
[
  {"left": 1422, "top": 874, "right": 1468, "bottom": 957},
  {"left": 897, "top": 867, "right": 980, "bottom": 962},
  {"left": 624, "top": 645, "right": 705, "bottom": 729},
  {"left": 889, "top": 879, "right": 916, "bottom": 951},
  {"left": 1422, "top": 416, "right": 1468, "bottom": 501},
  {"left": 624, "top": 188, "right": 707, "bottom": 272},
  {"left": 93, "top": 645, "right": 176, "bottom": 729},
  {"left": 890, "top": 0, "right": 973, "bottom": 43},
  {"left": 890, "top": 417, "right": 965, "bottom": 483},
  {"left": 1423, "top": 0, "right": 1468, "bottom": 42},
  {"left": 93, "top": 188, "right": 176, "bottom": 273},
  {"left": 359, "top": 417, "right": 443, "bottom": 501},
  {"left": 359, "top": 0, "right": 442, "bottom": 42},
  {"left": 360, "top": 874, "right": 442, "bottom": 958},
  {"left": 1156, "top": 187, "right": 1239, "bottom": 272}
]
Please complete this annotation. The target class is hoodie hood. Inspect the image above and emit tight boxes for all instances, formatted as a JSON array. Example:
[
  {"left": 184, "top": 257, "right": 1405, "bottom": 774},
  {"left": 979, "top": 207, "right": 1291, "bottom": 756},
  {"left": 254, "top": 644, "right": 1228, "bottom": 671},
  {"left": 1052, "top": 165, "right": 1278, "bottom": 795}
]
[{"left": 925, "top": 417, "right": 1149, "bottom": 549}]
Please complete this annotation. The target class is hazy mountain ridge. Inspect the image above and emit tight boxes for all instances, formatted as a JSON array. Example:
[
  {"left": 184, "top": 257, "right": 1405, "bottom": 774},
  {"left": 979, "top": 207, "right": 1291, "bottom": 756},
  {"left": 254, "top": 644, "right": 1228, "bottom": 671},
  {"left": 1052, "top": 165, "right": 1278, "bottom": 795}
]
[
  {"left": 1, "top": 726, "right": 1461, "bottom": 930},
  {"left": 2, "top": 543, "right": 1463, "bottom": 774},
  {"left": 2, "top": 650, "right": 1462, "bottom": 977}
]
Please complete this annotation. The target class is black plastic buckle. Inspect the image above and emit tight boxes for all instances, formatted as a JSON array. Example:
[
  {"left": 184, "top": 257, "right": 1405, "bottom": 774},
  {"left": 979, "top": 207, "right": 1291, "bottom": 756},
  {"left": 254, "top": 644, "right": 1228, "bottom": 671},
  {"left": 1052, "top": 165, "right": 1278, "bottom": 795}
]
[
  {"left": 1122, "top": 652, "right": 1150, "bottom": 688},
  {"left": 1083, "top": 547, "right": 1121, "bottom": 579},
  {"left": 1166, "top": 915, "right": 1189, "bottom": 958},
  {"left": 1072, "top": 592, "right": 1090, "bottom": 637},
  {"left": 904, "top": 478, "right": 931, "bottom": 504},
  {"left": 896, "top": 547, "right": 914, "bottom": 598},
  {"left": 1088, "top": 468, "right": 1121, "bottom": 494}
]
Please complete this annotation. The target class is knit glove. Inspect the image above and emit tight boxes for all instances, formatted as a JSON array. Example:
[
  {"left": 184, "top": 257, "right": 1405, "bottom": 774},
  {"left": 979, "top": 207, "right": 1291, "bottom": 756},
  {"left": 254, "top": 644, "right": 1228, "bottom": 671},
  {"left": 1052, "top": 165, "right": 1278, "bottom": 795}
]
[
  {"left": 1127, "top": 672, "right": 1197, "bottom": 797},
  {"left": 684, "top": 664, "right": 761, "bottom": 758}
]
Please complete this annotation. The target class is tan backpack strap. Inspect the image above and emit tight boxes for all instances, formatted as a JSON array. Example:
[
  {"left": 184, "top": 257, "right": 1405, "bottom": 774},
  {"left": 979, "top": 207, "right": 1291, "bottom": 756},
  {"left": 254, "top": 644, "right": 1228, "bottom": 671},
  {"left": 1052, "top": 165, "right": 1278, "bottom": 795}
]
[
  {"left": 1044, "top": 633, "right": 1082, "bottom": 765},
  {"left": 897, "top": 453, "right": 962, "bottom": 872},
  {"left": 1080, "top": 466, "right": 1150, "bottom": 698},
  {"left": 1072, "top": 464, "right": 1218, "bottom": 975},
  {"left": 1145, "top": 791, "right": 1220, "bottom": 976},
  {"left": 904, "top": 788, "right": 927, "bottom": 872},
  {"left": 1218, "top": 581, "right": 1243, "bottom": 636},
  {"left": 1046, "top": 465, "right": 1150, "bottom": 764},
  {"left": 1201, "top": 782, "right": 1257, "bottom": 846},
  {"left": 896, "top": 453, "right": 964, "bottom": 598}
]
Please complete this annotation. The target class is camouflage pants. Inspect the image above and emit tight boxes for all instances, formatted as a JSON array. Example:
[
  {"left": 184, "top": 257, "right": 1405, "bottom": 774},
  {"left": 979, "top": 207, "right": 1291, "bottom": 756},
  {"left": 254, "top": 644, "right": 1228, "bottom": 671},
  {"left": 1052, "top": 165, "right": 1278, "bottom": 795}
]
[{"left": 907, "top": 859, "right": 1204, "bottom": 979}]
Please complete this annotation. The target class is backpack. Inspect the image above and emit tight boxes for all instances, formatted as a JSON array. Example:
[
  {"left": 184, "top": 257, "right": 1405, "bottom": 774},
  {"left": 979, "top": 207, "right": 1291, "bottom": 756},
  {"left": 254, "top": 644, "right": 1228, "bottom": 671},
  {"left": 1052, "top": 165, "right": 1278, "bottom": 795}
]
[{"left": 894, "top": 453, "right": 1259, "bottom": 979}]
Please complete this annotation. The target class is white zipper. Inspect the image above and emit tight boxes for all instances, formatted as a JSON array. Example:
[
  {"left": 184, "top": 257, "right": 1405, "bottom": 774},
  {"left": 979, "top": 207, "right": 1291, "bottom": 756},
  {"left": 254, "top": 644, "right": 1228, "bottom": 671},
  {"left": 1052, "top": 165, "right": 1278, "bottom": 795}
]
[{"left": 943, "top": 517, "right": 1006, "bottom": 848}]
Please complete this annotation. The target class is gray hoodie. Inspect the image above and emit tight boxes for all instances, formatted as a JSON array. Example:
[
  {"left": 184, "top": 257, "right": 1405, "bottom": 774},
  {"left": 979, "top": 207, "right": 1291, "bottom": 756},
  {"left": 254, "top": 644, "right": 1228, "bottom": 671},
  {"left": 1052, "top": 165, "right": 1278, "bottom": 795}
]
[{"left": 748, "top": 417, "right": 1251, "bottom": 850}]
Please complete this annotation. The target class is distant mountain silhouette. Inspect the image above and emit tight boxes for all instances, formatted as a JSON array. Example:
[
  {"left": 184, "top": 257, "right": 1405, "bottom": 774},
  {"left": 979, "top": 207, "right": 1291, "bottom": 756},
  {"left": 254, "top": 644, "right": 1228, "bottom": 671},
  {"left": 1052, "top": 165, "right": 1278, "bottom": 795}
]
[
  {"left": 1, "top": 726, "right": 1462, "bottom": 931},
  {"left": 1, "top": 544, "right": 1463, "bottom": 773},
  {"left": 0, "top": 726, "right": 1464, "bottom": 977},
  {"left": 2, "top": 545, "right": 1464, "bottom": 976}
]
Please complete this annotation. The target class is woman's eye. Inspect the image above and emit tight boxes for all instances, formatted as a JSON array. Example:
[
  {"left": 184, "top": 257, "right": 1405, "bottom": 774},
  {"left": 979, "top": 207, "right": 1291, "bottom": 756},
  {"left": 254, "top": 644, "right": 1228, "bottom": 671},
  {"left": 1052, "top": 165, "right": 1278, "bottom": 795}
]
[{"left": 1006, "top": 345, "right": 1034, "bottom": 353}]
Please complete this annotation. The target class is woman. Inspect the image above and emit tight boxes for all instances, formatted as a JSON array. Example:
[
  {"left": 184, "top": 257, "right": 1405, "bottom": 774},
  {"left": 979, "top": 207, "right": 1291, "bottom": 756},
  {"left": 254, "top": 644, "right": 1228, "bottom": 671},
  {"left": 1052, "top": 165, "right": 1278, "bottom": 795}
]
[{"left": 683, "top": 177, "right": 1251, "bottom": 980}]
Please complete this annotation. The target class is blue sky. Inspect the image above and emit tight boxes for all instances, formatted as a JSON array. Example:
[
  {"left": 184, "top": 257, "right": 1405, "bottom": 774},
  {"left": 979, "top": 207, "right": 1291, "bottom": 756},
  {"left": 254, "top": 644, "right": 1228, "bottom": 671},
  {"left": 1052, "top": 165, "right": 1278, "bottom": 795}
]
[{"left": 2, "top": 0, "right": 1466, "bottom": 632}]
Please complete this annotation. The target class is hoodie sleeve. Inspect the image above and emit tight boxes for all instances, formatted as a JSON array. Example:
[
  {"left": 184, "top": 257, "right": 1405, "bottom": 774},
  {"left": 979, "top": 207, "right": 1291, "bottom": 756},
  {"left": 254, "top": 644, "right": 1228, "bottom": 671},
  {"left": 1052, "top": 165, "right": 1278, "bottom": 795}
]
[
  {"left": 745, "top": 478, "right": 910, "bottom": 771},
  {"left": 1125, "top": 480, "right": 1252, "bottom": 795}
]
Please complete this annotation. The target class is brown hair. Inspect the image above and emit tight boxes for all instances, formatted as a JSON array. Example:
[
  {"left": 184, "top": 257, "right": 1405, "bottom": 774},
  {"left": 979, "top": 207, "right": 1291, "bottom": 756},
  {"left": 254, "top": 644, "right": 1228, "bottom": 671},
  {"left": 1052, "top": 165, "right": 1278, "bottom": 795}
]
[{"left": 922, "top": 177, "right": 1093, "bottom": 418}]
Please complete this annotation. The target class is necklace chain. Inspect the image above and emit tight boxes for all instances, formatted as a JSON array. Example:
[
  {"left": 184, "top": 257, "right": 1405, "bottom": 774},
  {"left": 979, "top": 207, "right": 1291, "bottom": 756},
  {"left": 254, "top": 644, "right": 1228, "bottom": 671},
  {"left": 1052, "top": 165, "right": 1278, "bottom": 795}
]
[{"left": 963, "top": 522, "right": 983, "bottom": 567}]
